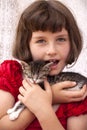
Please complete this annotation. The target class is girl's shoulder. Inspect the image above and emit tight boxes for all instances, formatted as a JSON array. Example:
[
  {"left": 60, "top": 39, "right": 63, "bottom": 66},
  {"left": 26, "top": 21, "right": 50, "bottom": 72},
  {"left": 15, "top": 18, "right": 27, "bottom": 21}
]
[
  {"left": 0, "top": 60, "right": 23, "bottom": 99},
  {"left": 0, "top": 60, "right": 22, "bottom": 73},
  {"left": 0, "top": 59, "right": 22, "bottom": 71}
]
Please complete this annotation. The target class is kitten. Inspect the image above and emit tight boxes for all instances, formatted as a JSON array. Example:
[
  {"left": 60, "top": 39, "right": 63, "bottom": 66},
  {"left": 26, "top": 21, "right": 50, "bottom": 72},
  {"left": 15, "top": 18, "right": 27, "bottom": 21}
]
[
  {"left": 7, "top": 60, "right": 53, "bottom": 120},
  {"left": 7, "top": 60, "right": 87, "bottom": 120}
]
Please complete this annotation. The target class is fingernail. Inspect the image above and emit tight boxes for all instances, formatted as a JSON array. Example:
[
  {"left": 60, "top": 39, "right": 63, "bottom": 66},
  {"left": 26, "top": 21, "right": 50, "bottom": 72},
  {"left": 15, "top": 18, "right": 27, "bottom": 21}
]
[{"left": 72, "top": 81, "right": 76, "bottom": 85}]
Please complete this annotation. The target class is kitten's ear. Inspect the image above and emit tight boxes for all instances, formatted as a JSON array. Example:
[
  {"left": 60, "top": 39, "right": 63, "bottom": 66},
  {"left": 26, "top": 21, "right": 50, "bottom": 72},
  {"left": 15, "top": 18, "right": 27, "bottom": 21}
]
[
  {"left": 20, "top": 61, "right": 31, "bottom": 72},
  {"left": 42, "top": 62, "right": 53, "bottom": 73}
]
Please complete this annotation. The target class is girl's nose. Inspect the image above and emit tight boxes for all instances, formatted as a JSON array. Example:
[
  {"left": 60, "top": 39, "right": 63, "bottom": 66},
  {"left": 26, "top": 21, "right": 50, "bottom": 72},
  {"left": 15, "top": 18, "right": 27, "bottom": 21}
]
[{"left": 46, "top": 44, "right": 57, "bottom": 56}]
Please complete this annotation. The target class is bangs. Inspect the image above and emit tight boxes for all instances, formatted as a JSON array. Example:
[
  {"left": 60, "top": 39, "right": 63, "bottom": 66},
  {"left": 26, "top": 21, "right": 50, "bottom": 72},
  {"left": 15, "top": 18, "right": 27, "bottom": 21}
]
[{"left": 25, "top": 5, "right": 67, "bottom": 32}]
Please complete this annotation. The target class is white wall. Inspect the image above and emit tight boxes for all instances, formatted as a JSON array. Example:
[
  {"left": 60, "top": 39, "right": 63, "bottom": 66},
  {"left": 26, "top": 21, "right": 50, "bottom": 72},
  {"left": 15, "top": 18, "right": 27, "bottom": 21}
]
[{"left": 0, "top": 0, "right": 87, "bottom": 75}]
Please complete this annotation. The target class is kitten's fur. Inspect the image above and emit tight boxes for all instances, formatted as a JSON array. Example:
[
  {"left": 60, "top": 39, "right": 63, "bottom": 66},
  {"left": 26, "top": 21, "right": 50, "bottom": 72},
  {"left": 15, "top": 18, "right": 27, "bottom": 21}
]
[{"left": 7, "top": 60, "right": 87, "bottom": 120}]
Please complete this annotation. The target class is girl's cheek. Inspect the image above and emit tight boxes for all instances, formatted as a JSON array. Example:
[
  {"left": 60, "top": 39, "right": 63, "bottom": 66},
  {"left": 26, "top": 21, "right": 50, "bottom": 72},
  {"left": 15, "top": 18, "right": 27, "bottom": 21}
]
[
  {"left": 31, "top": 52, "right": 43, "bottom": 60},
  {"left": 31, "top": 47, "right": 46, "bottom": 60}
]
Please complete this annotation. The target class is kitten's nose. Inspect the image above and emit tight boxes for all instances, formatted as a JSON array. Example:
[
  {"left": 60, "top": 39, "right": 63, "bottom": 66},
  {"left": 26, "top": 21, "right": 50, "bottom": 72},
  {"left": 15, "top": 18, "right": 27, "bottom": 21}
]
[{"left": 33, "top": 78, "right": 37, "bottom": 83}]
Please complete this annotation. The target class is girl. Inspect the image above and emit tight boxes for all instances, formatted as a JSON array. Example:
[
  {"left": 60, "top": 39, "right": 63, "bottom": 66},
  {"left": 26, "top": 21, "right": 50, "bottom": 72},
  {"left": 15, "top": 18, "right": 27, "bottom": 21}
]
[{"left": 0, "top": 0, "right": 87, "bottom": 130}]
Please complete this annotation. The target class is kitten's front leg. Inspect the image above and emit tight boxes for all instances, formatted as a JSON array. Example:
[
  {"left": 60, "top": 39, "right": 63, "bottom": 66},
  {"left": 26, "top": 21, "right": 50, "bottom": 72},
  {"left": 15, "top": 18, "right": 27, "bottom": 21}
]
[
  {"left": 8, "top": 105, "right": 25, "bottom": 120},
  {"left": 7, "top": 101, "right": 22, "bottom": 114},
  {"left": 7, "top": 101, "right": 25, "bottom": 120}
]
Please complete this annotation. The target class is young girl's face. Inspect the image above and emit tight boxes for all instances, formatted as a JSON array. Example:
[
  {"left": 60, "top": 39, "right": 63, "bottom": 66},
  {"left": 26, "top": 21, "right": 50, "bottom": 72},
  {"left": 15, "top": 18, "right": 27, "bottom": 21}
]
[{"left": 29, "top": 28, "right": 70, "bottom": 75}]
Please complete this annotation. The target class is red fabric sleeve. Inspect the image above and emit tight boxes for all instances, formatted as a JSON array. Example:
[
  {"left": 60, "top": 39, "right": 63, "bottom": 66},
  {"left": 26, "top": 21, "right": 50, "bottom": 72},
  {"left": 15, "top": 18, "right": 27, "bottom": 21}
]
[
  {"left": 0, "top": 60, "right": 23, "bottom": 101},
  {"left": 56, "top": 97, "right": 87, "bottom": 129}
]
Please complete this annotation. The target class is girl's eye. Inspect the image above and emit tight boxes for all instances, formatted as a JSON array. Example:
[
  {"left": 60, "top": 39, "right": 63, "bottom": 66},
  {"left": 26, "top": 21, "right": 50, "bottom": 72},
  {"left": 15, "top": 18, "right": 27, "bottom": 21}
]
[
  {"left": 36, "top": 39, "right": 46, "bottom": 44},
  {"left": 57, "top": 37, "right": 66, "bottom": 42}
]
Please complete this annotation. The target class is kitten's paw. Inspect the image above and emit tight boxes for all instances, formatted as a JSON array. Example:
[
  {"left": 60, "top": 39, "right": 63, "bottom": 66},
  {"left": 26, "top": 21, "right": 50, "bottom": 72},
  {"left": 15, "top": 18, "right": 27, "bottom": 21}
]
[
  {"left": 9, "top": 112, "right": 19, "bottom": 120},
  {"left": 7, "top": 108, "right": 15, "bottom": 114}
]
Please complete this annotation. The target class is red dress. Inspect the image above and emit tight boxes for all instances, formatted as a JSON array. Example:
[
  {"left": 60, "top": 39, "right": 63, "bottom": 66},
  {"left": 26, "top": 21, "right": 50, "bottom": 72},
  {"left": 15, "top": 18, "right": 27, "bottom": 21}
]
[{"left": 0, "top": 60, "right": 87, "bottom": 130}]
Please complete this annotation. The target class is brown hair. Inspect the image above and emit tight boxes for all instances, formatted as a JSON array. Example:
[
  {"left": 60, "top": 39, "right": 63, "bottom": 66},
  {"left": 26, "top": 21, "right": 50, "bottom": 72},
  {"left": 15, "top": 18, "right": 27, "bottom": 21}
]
[{"left": 13, "top": 0, "right": 82, "bottom": 65}]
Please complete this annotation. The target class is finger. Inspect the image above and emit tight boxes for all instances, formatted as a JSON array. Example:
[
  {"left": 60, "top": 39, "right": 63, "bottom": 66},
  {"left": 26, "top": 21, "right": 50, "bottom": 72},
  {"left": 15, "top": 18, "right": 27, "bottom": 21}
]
[
  {"left": 19, "top": 86, "right": 26, "bottom": 96},
  {"left": 75, "top": 85, "right": 87, "bottom": 98},
  {"left": 26, "top": 78, "right": 36, "bottom": 87},
  {"left": 67, "top": 85, "right": 87, "bottom": 98},
  {"left": 22, "top": 79, "right": 32, "bottom": 90},
  {"left": 18, "top": 94, "right": 24, "bottom": 102},
  {"left": 55, "top": 81, "right": 76, "bottom": 89},
  {"left": 70, "top": 93, "right": 87, "bottom": 102}
]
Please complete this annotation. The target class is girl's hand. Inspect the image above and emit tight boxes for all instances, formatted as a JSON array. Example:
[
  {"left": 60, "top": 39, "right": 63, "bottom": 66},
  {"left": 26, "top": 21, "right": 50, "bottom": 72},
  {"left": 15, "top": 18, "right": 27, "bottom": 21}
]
[
  {"left": 18, "top": 78, "right": 52, "bottom": 116},
  {"left": 52, "top": 81, "right": 87, "bottom": 104},
  {"left": 18, "top": 79, "right": 65, "bottom": 130}
]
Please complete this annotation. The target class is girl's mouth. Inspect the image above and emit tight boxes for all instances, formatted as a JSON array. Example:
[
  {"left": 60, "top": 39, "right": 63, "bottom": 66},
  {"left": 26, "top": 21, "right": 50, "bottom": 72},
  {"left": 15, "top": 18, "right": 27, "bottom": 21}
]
[
  {"left": 46, "top": 60, "right": 59, "bottom": 69},
  {"left": 52, "top": 60, "right": 59, "bottom": 65}
]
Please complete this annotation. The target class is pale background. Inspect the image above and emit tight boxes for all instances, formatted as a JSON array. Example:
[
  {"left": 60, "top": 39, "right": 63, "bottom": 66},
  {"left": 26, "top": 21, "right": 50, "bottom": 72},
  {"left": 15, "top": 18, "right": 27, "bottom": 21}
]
[{"left": 0, "top": 0, "right": 87, "bottom": 76}]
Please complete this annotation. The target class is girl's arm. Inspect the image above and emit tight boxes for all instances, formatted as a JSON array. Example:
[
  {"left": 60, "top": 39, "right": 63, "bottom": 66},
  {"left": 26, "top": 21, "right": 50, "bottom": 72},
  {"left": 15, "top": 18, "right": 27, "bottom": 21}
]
[
  {"left": 34, "top": 103, "right": 65, "bottom": 130},
  {"left": 51, "top": 81, "right": 87, "bottom": 104},
  {"left": 0, "top": 90, "right": 35, "bottom": 130},
  {"left": 67, "top": 114, "right": 87, "bottom": 130},
  {"left": 18, "top": 79, "right": 65, "bottom": 130}
]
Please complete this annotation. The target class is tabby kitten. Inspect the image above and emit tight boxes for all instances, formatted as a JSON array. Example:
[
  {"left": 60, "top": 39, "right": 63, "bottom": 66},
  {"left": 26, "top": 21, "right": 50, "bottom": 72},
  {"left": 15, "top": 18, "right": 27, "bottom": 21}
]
[
  {"left": 7, "top": 60, "right": 87, "bottom": 120},
  {"left": 7, "top": 60, "right": 53, "bottom": 120}
]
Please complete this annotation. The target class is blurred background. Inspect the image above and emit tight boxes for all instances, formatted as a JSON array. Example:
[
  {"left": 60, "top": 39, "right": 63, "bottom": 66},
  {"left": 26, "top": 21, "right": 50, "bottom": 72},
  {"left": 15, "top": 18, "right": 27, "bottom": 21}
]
[{"left": 0, "top": 0, "right": 87, "bottom": 75}]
